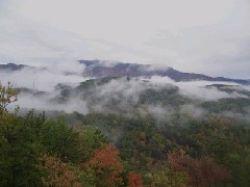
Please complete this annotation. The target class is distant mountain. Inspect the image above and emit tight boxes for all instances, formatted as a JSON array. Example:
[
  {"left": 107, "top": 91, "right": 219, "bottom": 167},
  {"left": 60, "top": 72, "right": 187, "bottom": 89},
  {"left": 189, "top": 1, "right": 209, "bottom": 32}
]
[
  {"left": 80, "top": 60, "right": 250, "bottom": 85},
  {"left": 0, "top": 63, "right": 27, "bottom": 71},
  {"left": 1, "top": 60, "right": 249, "bottom": 85}
]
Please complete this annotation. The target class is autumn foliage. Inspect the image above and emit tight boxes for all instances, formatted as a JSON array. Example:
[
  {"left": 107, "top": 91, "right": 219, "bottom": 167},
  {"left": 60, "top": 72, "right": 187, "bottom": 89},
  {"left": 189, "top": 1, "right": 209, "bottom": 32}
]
[
  {"left": 168, "top": 149, "right": 231, "bottom": 187},
  {"left": 128, "top": 172, "right": 144, "bottom": 187},
  {"left": 86, "top": 144, "right": 124, "bottom": 187},
  {"left": 40, "top": 154, "right": 81, "bottom": 187},
  {"left": 0, "top": 83, "right": 249, "bottom": 186}
]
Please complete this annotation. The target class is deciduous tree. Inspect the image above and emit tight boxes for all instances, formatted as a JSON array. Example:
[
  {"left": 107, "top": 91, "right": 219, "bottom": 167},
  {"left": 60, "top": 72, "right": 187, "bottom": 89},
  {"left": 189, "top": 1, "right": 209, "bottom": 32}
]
[
  {"left": 40, "top": 154, "right": 81, "bottom": 187},
  {"left": 168, "top": 149, "right": 231, "bottom": 187},
  {"left": 0, "top": 82, "right": 17, "bottom": 117},
  {"left": 128, "top": 172, "right": 144, "bottom": 187},
  {"left": 85, "top": 144, "right": 123, "bottom": 187}
]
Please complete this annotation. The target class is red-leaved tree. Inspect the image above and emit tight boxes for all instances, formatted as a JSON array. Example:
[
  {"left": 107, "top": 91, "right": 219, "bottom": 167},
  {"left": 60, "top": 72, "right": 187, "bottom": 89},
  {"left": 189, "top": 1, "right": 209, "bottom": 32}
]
[
  {"left": 168, "top": 149, "right": 231, "bottom": 187},
  {"left": 128, "top": 172, "right": 144, "bottom": 187},
  {"left": 86, "top": 144, "right": 124, "bottom": 187}
]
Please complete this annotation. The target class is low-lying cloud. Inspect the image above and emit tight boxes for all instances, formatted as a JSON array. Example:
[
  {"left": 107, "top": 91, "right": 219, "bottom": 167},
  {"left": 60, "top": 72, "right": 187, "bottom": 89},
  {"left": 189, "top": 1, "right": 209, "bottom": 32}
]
[
  {"left": 1, "top": 60, "right": 87, "bottom": 92},
  {"left": 1, "top": 62, "right": 249, "bottom": 120}
]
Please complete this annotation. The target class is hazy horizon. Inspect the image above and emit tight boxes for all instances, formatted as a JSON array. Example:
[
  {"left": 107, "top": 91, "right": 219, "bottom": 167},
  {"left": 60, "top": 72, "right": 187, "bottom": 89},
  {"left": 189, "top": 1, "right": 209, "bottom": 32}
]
[{"left": 0, "top": 0, "right": 250, "bottom": 79}]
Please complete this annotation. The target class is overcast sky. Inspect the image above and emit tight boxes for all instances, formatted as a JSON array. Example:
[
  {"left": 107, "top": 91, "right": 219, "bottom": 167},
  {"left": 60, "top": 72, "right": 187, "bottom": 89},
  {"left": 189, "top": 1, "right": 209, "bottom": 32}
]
[{"left": 0, "top": 0, "right": 250, "bottom": 78}]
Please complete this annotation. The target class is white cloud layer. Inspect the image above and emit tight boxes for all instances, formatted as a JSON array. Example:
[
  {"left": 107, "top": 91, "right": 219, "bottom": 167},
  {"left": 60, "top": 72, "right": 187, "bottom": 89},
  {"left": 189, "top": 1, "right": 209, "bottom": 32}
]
[{"left": 0, "top": 60, "right": 87, "bottom": 91}]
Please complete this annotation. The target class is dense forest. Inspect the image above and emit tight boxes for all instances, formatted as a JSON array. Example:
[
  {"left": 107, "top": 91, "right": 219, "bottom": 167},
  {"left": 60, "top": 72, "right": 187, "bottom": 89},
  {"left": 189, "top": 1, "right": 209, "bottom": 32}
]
[{"left": 0, "top": 82, "right": 250, "bottom": 187}]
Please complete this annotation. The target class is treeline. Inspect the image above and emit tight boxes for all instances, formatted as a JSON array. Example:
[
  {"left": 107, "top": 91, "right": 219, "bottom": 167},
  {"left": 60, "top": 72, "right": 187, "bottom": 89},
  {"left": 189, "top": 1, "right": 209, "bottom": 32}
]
[{"left": 1, "top": 111, "right": 250, "bottom": 186}]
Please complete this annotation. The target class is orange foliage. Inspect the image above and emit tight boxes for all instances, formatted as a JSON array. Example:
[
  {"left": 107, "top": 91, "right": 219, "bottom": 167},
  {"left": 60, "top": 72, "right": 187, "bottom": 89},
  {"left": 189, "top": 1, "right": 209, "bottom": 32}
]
[
  {"left": 40, "top": 154, "right": 81, "bottom": 187},
  {"left": 128, "top": 172, "right": 144, "bottom": 187},
  {"left": 87, "top": 144, "right": 123, "bottom": 186},
  {"left": 168, "top": 150, "right": 231, "bottom": 187}
]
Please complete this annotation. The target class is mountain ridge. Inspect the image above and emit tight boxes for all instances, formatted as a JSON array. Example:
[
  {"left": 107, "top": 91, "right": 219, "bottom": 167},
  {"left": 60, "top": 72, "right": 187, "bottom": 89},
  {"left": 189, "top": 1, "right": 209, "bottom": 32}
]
[
  {"left": 1, "top": 60, "right": 249, "bottom": 85},
  {"left": 79, "top": 60, "right": 250, "bottom": 85}
]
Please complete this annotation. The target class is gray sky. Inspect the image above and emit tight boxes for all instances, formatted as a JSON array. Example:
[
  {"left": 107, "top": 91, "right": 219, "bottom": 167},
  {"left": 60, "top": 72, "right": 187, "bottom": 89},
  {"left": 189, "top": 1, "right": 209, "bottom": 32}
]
[{"left": 0, "top": 0, "right": 250, "bottom": 78}]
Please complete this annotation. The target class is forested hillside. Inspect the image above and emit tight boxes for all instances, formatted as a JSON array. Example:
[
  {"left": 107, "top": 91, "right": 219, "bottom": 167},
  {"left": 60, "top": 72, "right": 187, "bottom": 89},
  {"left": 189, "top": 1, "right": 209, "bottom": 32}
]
[{"left": 1, "top": 82, "right": 250, "bottom": 187}]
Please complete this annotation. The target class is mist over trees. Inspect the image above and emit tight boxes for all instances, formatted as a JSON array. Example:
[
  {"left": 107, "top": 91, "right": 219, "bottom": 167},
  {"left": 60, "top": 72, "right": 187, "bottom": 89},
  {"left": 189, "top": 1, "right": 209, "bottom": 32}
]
[{"left": 0, "top": 82, "right": 250, "bottom": 186}]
